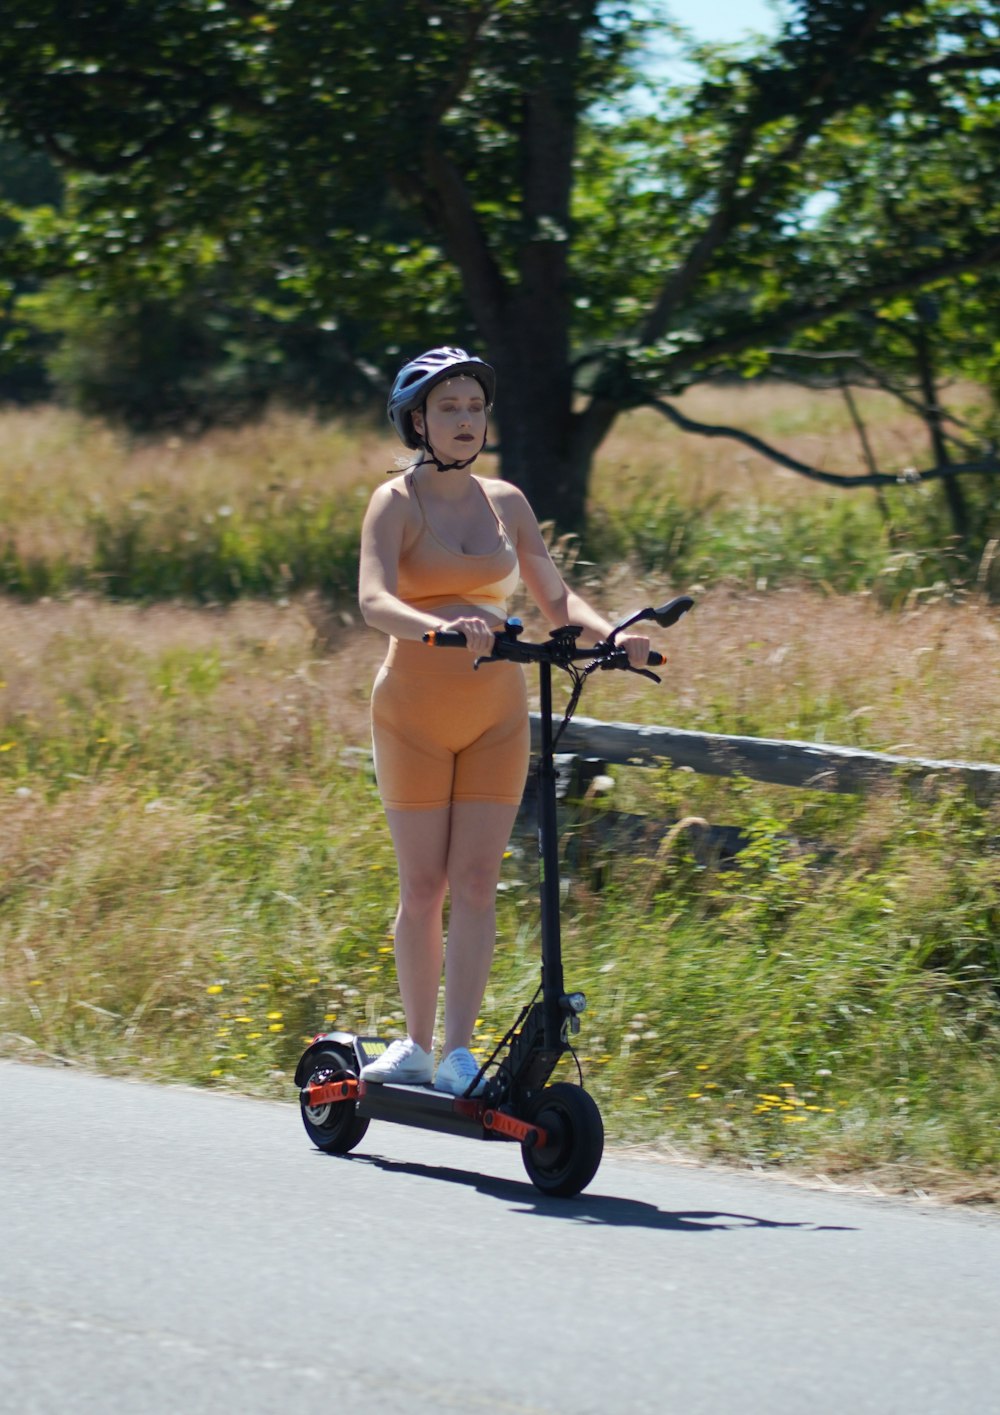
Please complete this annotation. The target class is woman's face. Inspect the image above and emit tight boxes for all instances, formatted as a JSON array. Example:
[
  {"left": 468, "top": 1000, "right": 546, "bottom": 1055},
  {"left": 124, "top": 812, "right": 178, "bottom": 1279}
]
[{"left": 414, "top": 376, "right": 487, "bottom": 460}]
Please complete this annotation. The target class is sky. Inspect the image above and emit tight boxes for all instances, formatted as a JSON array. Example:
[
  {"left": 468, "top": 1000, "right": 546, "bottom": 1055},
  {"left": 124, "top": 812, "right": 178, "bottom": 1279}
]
[
  {"left": 634, "top": 0, "right": 789, "bottom": 89},
  {"left": 664, "top": 0, "right": 785, "bottom": 43}
]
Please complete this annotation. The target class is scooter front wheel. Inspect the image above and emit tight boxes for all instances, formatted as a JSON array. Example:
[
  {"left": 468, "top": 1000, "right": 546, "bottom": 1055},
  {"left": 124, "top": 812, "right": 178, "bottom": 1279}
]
[
  {"left": 299, "top": 1044, "right": 369, "bottom": 1155},
  {"left": 520, "top": 1083, "right": 604, "bottom": 1197}
]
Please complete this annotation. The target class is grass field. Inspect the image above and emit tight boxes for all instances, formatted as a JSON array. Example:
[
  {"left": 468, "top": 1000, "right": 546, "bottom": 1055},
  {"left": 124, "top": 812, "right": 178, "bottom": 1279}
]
[
  {"left": 2, "top": 383, "right": 997, "bottom": 603},
  {"left": 2, "top": 387, "right": 998, "bottom": 1200}
]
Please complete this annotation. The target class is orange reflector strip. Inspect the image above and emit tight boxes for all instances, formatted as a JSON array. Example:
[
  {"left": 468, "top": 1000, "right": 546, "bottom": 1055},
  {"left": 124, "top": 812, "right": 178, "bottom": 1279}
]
[
  {"left": 482, "top": 1109, "right": 548, "bottom": 1148},
  {"left": 304, "top": 1077, "right": 359, "bottom": 1107}
]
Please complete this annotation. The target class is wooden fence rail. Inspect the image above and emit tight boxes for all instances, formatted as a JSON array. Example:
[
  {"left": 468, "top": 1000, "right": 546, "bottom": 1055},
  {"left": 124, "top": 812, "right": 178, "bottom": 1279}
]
[{"left": 529, "top": 714, "right": 1000, "bottom": 800}]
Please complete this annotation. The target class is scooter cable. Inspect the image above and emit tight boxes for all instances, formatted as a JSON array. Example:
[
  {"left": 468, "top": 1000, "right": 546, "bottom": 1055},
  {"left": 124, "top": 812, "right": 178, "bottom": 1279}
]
[{"left": 473, "top": 986, "right": 542, "bottom": 1100}]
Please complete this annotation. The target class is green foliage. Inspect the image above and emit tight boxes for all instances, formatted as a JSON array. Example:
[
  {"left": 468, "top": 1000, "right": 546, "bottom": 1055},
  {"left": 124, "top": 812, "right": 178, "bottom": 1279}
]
[
  {"left": 1, "top": 2, "right": 997, "bottom": 526},
  {"left": 32, "top": 274, "right": 388, "bottom": 431},
  {"left": 87, "top": 497, "right": 362, "bottom": 602},
  {"left": 564, "top": 773, "right": 1000, "bottom": 1171},
  {"left": 586, "top": 468, "right": 998, "bottom": 603},
  {"left": 2, "top": 616, "right": 998, "bottom": 1186},
  {"left": 0, "top": 136, "right": 61, "bottom": 400}
]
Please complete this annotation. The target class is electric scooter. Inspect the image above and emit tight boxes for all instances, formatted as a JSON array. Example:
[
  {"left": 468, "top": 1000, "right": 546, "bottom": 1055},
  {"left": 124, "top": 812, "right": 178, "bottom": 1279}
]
[{"left": 294, "top": 595, "right": 694, "bottom": 1197}]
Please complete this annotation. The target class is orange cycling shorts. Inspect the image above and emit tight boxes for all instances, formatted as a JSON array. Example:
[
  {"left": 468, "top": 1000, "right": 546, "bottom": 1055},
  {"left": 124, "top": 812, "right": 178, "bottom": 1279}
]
[{"left": 371, "top": 637, "right": 529, "bottom": 811}]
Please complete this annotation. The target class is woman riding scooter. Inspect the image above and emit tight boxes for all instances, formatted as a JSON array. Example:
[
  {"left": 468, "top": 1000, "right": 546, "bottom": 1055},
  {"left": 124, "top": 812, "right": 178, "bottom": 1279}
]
[{"left": 357, "top": 347, "right": 653, "bottom": 1096}]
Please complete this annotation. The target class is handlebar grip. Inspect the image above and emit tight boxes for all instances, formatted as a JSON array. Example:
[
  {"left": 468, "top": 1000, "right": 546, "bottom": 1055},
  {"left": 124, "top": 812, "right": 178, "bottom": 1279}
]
[
  {"left": 647, "top": 650, "right": 665, "bottom": 666},
  {"left": 423, "top": 629, "right": 467, "bottom": 648}
]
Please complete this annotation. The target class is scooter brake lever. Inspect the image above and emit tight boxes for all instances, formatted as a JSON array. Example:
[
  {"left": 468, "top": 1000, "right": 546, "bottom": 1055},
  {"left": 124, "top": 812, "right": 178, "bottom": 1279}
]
[{"left": 597, "top": 654, "right": 660, "bottom": 683}]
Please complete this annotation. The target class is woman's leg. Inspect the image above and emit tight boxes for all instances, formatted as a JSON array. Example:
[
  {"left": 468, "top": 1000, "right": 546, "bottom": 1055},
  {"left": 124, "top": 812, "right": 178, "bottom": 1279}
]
[
  {"left": 384, "top": 806, "right": 451, "bottom": 1053},
  {"left": 442, "top": 799, "right": 520, "bottom": 1056}
]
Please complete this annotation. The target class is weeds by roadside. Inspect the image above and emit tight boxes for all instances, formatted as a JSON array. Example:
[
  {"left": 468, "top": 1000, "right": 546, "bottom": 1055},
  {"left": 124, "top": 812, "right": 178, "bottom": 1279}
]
[
  {"left": 2, "top": 392, "right": 998, "bottom": 603},
  {"left": 1, "top": 593, "right": 997, "bottom": 1199},
  {"left": 1, "top": 387, "right": 997, "bottom": 1196}
]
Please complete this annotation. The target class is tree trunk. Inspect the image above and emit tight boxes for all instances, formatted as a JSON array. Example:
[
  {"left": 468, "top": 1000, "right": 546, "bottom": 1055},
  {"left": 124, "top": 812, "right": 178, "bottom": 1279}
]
[
  {"left": 492, "top": 345, "right": 585, "bottom": 528},
  {"left": 422, "top": 2, "right": 604, "bottom": 533},
  {"left": 914, "top": 319, "right": 968, "bottom": 541},
  {"left": 489, "top": 326, "right": 626, "bottom": 528}
]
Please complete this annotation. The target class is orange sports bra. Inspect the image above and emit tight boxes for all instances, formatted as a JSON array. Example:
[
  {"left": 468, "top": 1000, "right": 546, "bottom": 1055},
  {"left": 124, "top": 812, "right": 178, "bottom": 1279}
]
[{"left": 396, "top": 475, "right": 520, "bottom": 619}]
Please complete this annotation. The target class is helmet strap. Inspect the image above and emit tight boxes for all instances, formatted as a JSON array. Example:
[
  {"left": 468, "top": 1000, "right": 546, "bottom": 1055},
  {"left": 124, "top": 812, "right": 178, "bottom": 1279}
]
[{"left": 420, "top": 439, "right": 486, "bottom": 473}]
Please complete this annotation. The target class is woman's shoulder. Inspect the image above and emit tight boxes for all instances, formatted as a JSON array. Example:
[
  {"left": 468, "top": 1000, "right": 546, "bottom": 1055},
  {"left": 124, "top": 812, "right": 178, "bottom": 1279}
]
[
  {"left": 379, "top": 468, "right": 414, "bottom": 495},
  {"left": 367, "top": 470, "right": 416, "bottom": 517},
  {"left": 477, "top": 475, "right": 531, "bottom": 521},
  {"left": 478, "top": 477, "right": 541, "bottom": 544}
]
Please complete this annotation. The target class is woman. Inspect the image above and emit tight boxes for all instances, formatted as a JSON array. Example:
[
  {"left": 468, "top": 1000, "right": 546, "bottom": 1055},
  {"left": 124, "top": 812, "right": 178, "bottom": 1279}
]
[{"left": 357, "top": 346, "right": 651, "bottom": 1096}]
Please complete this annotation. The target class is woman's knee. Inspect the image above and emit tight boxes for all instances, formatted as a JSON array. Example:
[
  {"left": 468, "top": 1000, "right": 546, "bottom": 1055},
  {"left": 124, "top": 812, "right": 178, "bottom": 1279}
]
[
  {"left": 448, "top": 856, "right": 502, "bottom": 913},
  {"left": 398, "top": 869, "right": 448, "bottom": 916}
]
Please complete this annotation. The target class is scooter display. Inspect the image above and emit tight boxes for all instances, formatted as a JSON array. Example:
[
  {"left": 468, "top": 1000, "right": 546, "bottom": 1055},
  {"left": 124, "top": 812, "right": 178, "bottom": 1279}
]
[{"left": 294, "top": 595, "right": 694, "bottom": 1197}]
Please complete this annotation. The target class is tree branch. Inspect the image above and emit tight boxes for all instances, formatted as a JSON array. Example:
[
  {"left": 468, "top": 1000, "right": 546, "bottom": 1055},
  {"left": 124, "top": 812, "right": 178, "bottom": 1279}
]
[
  {"left": 767, "top": 348, "right": 990, "bottom": 455},
  {"left": 645, "top": 395, "right": 1000, "bottom": 489},
  {"left": 639, "top": 117, "right": 756, "bottom": 345},
  {"left": 667, "top": 238, "right": 1000, "bottom": 374},
  {"left": 641, "top": 3, "right": 895, "bottom": 345},
  {"left": 394, "top": 146, "right": 510, "bottom": 346},
  {"left": 421, "top": 2, "right": 493, "bottom": 127}
]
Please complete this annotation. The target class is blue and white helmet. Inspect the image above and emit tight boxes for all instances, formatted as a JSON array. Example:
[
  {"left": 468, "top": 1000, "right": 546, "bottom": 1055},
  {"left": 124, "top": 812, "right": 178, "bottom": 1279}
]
[{"left": 387, "top": 346, "right": 496, "bottom": 449}]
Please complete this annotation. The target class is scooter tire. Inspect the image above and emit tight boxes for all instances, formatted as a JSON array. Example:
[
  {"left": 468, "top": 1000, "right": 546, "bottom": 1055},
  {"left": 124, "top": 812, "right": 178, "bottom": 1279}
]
[
  {"left": 520, "top": 1083, "right": 604, "bottom": 1197},
  {"left": 299, "top": 1044, "right": 370, "bottom": 1155}
]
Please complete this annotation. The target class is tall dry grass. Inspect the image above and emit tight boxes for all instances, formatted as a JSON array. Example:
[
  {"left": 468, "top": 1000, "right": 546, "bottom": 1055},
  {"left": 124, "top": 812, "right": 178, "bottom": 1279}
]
[
  {"left": 2, "top": 586, "right": 997, "bottom": 765},
  {"left": 2, "top": 588, "right": 998, "bottom": 1198},
  {"left": 2, "top": 381, "right": 997, "bottom": 602},
  {"left": 592, "top": 381, "right": 987, "bottom": 497},
  {"left": 1, "top": 392, "right": 998, "bottom": 1196},
  {"left": 1, "top": 378, "right": 982, "bottom": 515}
]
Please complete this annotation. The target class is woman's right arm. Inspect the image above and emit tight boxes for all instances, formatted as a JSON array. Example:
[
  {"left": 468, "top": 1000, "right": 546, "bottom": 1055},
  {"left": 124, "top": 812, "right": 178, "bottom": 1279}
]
[
  {"left": 358, "top": 483, "right": 441, "bottom": 641},
  {"left": 358, "top": 483, "right": 497, "bottom": 655}
]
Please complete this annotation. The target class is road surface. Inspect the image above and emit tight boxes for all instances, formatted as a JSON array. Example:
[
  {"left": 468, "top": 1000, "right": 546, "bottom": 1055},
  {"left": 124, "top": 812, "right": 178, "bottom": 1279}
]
[{"left": 2, "top": 1061, "right": 999, "bottom": 1414}]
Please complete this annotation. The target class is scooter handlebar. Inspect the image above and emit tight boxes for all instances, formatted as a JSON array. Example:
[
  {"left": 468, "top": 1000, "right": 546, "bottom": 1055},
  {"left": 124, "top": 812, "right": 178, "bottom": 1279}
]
[{"left": 423, "top": 628, "right": 666, "bottom": 667}]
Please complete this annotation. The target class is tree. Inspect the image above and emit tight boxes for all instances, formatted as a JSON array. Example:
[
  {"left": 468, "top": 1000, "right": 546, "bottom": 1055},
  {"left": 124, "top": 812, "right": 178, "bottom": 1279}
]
[
  {"left": 1, "top": 0, "right": 998, "bottom": 526},
  {"left": 0, "top": 136, "right": 62, "bottom": 399}
]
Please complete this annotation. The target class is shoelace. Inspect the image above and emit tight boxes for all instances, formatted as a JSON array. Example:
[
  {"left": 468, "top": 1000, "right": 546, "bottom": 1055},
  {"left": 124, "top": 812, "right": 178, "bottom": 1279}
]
[
  {"left": 447, "top": 1049, "right": 479, "bottom": 1079},
  {"left": 381, "top": 1039, "right": 418, "bottom": 1065}
]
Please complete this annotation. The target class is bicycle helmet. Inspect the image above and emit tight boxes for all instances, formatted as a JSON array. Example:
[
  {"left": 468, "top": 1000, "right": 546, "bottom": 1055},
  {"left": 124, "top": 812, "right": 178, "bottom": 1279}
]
[{"left": 388, "top": 346, "right": 496, "bottom": 451}]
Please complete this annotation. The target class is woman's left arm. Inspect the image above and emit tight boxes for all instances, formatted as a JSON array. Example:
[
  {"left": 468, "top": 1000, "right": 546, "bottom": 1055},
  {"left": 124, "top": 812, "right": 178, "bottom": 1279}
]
[{"left": 494, "top": 484, "right": 651, "bottom": 669}]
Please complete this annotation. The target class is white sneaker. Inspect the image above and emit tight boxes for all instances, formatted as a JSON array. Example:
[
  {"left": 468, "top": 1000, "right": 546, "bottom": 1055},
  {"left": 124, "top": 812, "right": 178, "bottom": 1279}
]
[
  {"left": 434, "top": 1047, "right": 486, "bottom": 1098},
  {"left": 359, "top": 1037, "right": 433, "bottom": 1085}
]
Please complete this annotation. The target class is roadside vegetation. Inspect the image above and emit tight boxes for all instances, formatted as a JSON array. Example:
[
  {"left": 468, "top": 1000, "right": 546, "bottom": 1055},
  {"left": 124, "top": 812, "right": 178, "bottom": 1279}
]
[
  {"left": 2, "top": 383, "right": 998, "bottom": 606},
  {"left": 2, "top": 387, "right": 998, "bottom": 1201}
]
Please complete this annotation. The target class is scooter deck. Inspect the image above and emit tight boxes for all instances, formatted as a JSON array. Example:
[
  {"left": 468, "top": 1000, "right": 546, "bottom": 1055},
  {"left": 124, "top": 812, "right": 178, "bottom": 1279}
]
[{"left": 358, "top": 1079, "right": 485, "bottom": 1139}]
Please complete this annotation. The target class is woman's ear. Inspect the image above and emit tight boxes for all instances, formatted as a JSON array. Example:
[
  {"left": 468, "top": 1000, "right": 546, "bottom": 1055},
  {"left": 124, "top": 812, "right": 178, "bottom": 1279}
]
[{"left": 411, "top": 408, "right": 425, "bottom": 437}]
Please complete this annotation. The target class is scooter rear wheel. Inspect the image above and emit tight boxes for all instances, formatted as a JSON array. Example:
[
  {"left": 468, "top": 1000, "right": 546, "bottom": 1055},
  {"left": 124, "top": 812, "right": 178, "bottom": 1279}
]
[
  {"left": 300, "top": 1044, "right": 369, "bottom": 1155},
  {"left": 520, "top": 1083, "right": 604, "bottom": 1197}
]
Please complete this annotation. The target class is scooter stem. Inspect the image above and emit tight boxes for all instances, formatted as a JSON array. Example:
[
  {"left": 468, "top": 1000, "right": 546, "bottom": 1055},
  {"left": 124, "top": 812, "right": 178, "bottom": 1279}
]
[{"left": 536, "top": 660, "right": 565, "bottom": 1049}]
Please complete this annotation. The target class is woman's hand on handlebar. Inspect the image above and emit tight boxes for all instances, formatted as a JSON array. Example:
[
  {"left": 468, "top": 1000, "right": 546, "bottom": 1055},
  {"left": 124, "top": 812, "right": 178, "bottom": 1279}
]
[
  {"left": 434, "top": 614, "right": 496, "bottom": 657},
  {"left": 615, "top": 632, "right": 652, "bottom": 671}
]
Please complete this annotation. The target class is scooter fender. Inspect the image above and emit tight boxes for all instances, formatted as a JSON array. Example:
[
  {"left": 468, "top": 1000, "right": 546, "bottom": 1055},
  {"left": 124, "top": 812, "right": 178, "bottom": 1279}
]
[{"left": 293, "top": 1031, "right": 361, "bottom": 1087}]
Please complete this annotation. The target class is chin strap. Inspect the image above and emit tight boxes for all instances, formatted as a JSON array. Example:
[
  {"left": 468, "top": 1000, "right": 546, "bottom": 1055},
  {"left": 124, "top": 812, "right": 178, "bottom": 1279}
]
[
  {"left": 382, "top": 442, "right": 486, "bottom": 477},
  {"left": 419, "top": 428, "right": 488, "bottom": 473}
]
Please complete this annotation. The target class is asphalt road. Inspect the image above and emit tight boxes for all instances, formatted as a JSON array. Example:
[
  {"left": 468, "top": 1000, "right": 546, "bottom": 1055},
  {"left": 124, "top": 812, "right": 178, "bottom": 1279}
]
[{"left": 2, "top": 1061, "right": 999, "bottom": 1415}]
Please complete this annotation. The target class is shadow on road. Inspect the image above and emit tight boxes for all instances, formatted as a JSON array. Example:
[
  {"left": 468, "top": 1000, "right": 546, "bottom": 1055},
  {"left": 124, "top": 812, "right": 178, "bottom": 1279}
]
[{"left": 336, "top": 1153, "right": 856, "bottom": 1232}]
